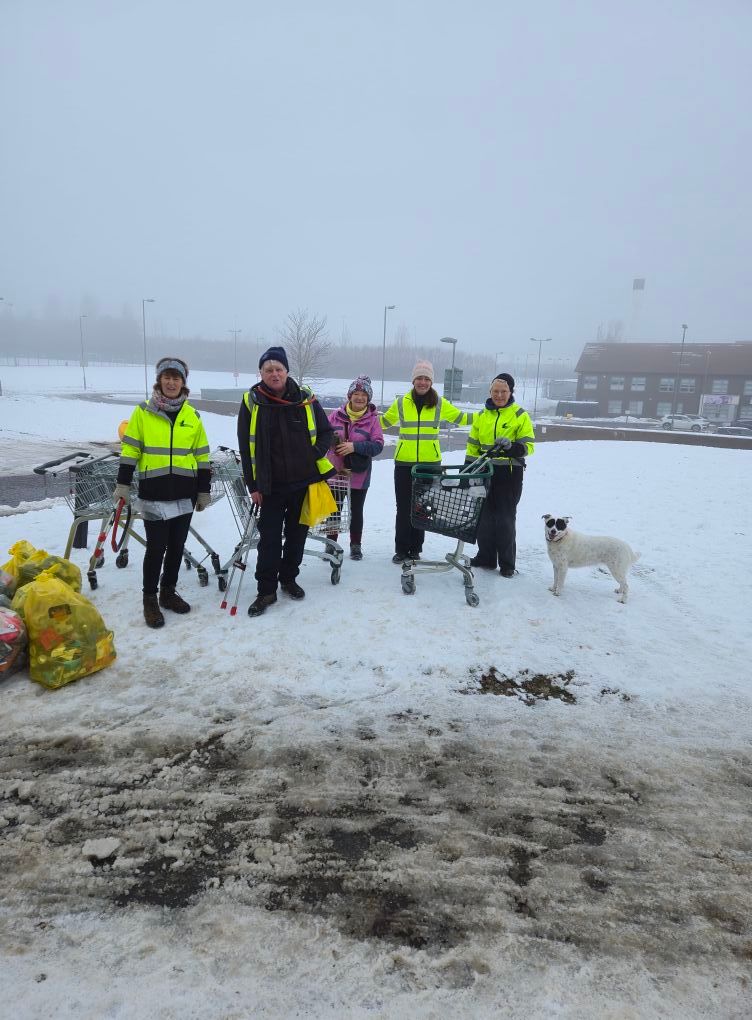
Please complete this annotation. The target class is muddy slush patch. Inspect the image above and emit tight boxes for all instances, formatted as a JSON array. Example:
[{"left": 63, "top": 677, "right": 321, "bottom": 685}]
[{"left": 460, "top": 666, "right": 576, "bottom": 704}]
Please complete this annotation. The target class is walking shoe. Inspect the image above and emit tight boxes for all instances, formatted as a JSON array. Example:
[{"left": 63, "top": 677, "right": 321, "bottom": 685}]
[
  {"left": 159, "top": 589, "right": 191, "bottom": 614},
  {"left": 500, "top": 567, "right": 518, "bottom": 578},
  {"left": 143, "top": 594, "right": 165, "bottom": 629},
  {"left": 392, "top": 552, "right": 408, "bottom": 564},
  {"left": 248, "top": 593, "right": 277, "bottom": 617},
  {"left": 350, "top": 544, "right": 363, "bottom": 561},
  {"left": 470, "top": 556, "right": 496, "bottom": 570},
  {"left": 280, "top": 581, "right": 305, "bottom": 600},
  {"left": 407, "top": 551, "right": 421, "bottom": 561}
]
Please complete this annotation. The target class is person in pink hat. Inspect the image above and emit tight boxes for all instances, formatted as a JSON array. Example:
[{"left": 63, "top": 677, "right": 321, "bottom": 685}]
[
  {"left": 381, "top": 360, "right": 473, "bottom": 563},
  {"left": 326, "top": 375, "right": 384, "bottom": 559}
]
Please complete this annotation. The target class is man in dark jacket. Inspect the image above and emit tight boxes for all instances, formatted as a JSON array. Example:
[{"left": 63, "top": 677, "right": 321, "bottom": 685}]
[{"left": 237, "top": 346, "right": 335, "bottom": 616}]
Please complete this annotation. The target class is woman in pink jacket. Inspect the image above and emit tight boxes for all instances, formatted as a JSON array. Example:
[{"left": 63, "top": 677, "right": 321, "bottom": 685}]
[{"left": 327, "top": 375, "right": 384, "bottom": 560}]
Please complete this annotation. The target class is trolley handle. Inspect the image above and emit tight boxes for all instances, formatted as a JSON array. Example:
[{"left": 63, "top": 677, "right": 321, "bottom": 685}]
[{"left": 34, "top": 451, "right": 101, "bottom": 476}]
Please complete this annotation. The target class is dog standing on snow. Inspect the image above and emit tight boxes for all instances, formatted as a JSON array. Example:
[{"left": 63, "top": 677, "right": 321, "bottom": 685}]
[{"left": 543, "top": 515, "right": 639, "bottom": 603}]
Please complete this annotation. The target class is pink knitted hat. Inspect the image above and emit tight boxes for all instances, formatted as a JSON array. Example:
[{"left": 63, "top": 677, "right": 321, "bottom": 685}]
[{"left": 411, "top": 360, "right": 434, "bottom": 383}]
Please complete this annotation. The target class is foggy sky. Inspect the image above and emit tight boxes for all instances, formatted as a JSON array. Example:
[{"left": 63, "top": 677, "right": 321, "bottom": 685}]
[{"left": 1, "top": 0, "right": 751, "bottom": 360}]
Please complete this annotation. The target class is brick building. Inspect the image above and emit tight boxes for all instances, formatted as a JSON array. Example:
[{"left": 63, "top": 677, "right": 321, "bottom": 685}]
[{"left": 574, "top": 342, "right": 752, "bottom": 422}]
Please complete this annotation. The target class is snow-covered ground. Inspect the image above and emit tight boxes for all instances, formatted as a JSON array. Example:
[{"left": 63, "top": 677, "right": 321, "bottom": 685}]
[{"left": 0, "top": 375, "right": 750, "bottom": 1019}]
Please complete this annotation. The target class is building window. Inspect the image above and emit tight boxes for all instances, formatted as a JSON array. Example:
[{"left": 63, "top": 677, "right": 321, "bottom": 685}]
[
  {"left": 582, "top": 376, "right": 598, "bottom": 390},
  {"left": 679, "top": 378, "right": 695, "bottom": 393},
  {"left": 657, "top": 401, "right": 673, "bottom": 416},
  {"left": 712, "top": 379, "right": 728, "bottom": 395},
  {"left": 609, "top": 376, "right": 625, "bottom": 390},
  {"left": 743, "top": 380, "right": 752, "bottom": 396},
  {"left": 659, "top": 378, "right": 675, "bottom": 392},
  {"left": 607, "top": 400, "right": 623, "bottom": 415},
  {"left": 628, "top": 400, "right": 644, "bottom": 415},
  {"left": 631, "top": 377, "right": 646, "bottom": 391}
]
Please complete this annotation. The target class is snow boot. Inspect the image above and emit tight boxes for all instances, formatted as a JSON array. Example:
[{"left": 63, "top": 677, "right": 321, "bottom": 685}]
[
  {"left": 350, "top": 543, "right": 363, "bottom": 561},
  {"left": 159, "top": 588, "right": 191, "bottom": 614},
  {"left": 143, "top": 594, "right": 165, "bottom": 629}
]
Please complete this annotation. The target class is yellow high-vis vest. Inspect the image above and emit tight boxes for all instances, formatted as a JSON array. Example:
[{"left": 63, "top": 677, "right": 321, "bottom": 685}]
[
  {"left": 381, "top": 392, "right": 473, "bottom": 463},
  {"left": 243, "top": 389, "right": 333, "bottom": 479}
]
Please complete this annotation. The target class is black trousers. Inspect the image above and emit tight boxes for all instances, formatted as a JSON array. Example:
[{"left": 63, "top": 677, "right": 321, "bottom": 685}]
[
  {"left": 394, "top": 463, "right": 439, "bottom": 556},
  {"left": 474, "top": 466, "right": 524, "bottom": 571},
  {"left": 142, "top": 513, "right": 193, "bottom": 595},
  {"left": 255, "top": 488, "right": 309, "bottom": 595}
]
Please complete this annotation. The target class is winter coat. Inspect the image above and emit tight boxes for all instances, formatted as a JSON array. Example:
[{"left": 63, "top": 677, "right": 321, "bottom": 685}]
[
  {"left": 118, "top": 400, "right": 211, "bottom": 501},
  {"left": 237, "top": 378, "right": 335, "bottom": 495},
  {"left": 465, "top": 398, "right": 535, "bottom": 470},
  {"left": 327, "top": 403, "right": 384, "bottom": 490},
  {"left": 381, "top": 391, "right": 473, "bottom": 464}
]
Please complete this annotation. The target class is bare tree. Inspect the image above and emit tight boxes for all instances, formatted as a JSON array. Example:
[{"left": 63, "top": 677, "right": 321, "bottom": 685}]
[{"left": 277, "top": 308, "right": 332, "bottom": 385}]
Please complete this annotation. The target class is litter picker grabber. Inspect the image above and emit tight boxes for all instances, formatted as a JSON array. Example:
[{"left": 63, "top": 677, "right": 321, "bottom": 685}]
[
  {"left": 399, "top": 450, "right": 495, "bottom": 606},
  {"left": 220, "top": 503, "right": 260, "bottom": 615}
]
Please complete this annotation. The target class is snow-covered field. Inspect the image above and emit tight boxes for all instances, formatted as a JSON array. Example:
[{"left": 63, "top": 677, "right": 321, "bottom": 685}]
[{"left": 0, "top": 372, "right": 750, "bottom": 1019}]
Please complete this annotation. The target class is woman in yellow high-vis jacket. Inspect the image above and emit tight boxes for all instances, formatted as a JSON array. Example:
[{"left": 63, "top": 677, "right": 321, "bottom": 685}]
[
  {"left": 381, "top": 359, "right": 473, "bottom": 563},
  {"left": 465, "top": 372, "right": 535, "bottom": 576},
  {"left": 115, "top": 357, "right": 211, "bottom": 628}
]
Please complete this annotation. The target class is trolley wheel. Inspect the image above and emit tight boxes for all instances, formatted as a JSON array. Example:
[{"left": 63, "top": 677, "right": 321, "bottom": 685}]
[
  {"left": 95, "top": 555, "right": 105, "bottom": 569},
  {"left": 87, "top": 571, "right": 98, "bottom": 591},
  {"left": 197, "top": 567, "right": 209, "bottom": 587},
  {"left": 211, "top": 553, "right": 221, "bottom": 574},
  {"left": 184, "top": 557, "right": 193, "bottom": 570},
  {"left": 401, "top": 575, "right": 416, "bottom": 595},
  {"left": 330, "top": 566, "right": 341, "bottom": 585},
  {"left": 116, "top": 550, "right": 129, "bottom": 568},
  {"left": 465, "top": 591, "right": 480, "bottom": 608},
  {"left": 217, "top": 575, "right": 227, "bottom": 592}
]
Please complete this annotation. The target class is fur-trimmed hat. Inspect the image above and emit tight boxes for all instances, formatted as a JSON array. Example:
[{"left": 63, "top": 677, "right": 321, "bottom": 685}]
[
  {"left": 494, "top": 372, "right": 515, "bottom": 391},
  {"left": 347, "top": 374, "right": 373, "bottom": 401},
  {"left": 412, "top": 360, "right": 434, "bottom": 383},
  {"left": 259, "top": 345, "right": 289, "bottom": 371},
  {"left": 156, "top": 357, "right": 188, "bottom": 381}
]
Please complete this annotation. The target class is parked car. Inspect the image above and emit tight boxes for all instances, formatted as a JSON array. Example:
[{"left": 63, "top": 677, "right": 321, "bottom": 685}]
[
  {"left": 660, "top": 414, "right": 713, "bottom": 432},
  {"left": 715, "top": 423, "right": 752, "bottom": 437}
]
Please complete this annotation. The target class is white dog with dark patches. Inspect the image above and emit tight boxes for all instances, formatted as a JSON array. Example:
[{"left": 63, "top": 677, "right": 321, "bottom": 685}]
[{"left": 543, "top": 515, "right": 640, "bottom": 603}]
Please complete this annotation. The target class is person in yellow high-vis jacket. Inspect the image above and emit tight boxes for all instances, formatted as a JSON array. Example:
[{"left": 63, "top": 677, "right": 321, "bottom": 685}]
[
  {"left": 465, "top": 372, "right": 535, "bottom": 576},
  {"left": 381, "top": 359, "right": 473, "bottom": 563},
  {"left": 237, "top": 345, "right": 335, "bottom": 617},
  {"left": 115, "top": 357, "right": 211, "bottom": 628}
]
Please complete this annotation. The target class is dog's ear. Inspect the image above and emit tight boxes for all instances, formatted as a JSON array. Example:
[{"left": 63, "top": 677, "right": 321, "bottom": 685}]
[
  {"left": 564, "top": 516, "right": 572, "bottom": 523},
  {"left": 542, "top": 513, "right": 551, "bottom": 520}
]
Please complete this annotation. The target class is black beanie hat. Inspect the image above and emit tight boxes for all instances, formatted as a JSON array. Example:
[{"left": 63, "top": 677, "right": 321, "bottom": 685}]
[
  {"left": 494, "top": 372, "right": 515, "bottom": 391},
  {"left": 259, "top": 345, "right": 289, "bottom": 371}
]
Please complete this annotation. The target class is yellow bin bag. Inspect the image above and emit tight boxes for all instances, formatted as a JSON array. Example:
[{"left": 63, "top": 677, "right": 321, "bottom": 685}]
[
  {"left": 299, "top": 480, "right": 337, "bottom": 528},
  {"left": 12, "top": 573, "right": 116, "bottom": 689}
]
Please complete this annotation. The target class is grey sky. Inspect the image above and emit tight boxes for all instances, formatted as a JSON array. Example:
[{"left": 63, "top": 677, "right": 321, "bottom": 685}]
[{"left": 2, "top": 0, "right": 751, "bottom": 360}]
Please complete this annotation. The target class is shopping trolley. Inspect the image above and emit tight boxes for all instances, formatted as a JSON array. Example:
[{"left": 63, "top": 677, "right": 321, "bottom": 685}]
[
  {"left": 34, "top": 451, "right": 225, "bottom": 590},
  {"left": 399, "top": 454, "right": 494, "bottom": 606}
]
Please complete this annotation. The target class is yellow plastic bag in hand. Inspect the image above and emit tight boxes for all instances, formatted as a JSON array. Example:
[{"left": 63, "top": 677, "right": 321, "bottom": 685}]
[
  {"left": 299, "top": 480, "right": 338, "bottom": 527},
  {"left": 15, "top": 573, "right": 116, "bottom": 690}
]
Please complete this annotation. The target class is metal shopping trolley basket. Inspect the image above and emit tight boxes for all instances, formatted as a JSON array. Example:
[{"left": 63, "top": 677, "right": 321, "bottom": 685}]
[
  {"left": 34, "top": 450, "right": 225, "bottom": 590},
  {"left": 400, "top": 455, "right": 494, "bottom": 606}
]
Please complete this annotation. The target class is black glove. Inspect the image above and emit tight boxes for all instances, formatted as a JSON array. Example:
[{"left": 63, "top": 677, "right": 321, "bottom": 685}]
[{"left": 492, "top": 437, "right": 512, "bottom": 454}]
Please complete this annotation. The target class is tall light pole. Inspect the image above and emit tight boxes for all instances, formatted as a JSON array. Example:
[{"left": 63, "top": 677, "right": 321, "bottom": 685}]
[
  {"left": 380, "top": 304, "right": 395, "bottom": 410},
  {"left": 79, "top": 314, "right": 88, "bottom": 391},
  {"left": 670, "top": 323, "right": 689, "bottom": 418},
  {"left": 229, "top": 329, "right": 241, "bottom": 385},
  {"left": 494, "top": 350, "right": 504, "bottom": 374},
  {"left": 439, "top": 336, "right": 458, "bottom": 400},
  {"left": 142, "top": 298, "right": 155, "bottom": 398},
  {"left": 530, "top": 337, "right": 552, "bottom": 418}
]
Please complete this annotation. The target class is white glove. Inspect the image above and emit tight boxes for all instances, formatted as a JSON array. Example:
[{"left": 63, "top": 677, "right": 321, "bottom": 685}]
[
  {"left": 195, "top": 492, "right": 211, "bottom": 512},
  {"left": 112, "top": 484, "right": 130, "bottom": 505},
  {"left": 492, "top": 436, "right": 512, "bottom": 453}
]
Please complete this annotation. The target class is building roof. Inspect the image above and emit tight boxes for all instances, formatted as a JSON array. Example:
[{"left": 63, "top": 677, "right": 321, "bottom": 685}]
[{"left": 575, "top": 342, "right": 752, "bottom": 375}]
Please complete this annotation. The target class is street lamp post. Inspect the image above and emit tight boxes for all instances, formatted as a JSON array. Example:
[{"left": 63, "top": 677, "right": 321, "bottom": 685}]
[
  {"left": 530, "top": 337, "right": 552, "bottom": 417},
  {"left": 670, "top": 323, "right": 689, "bottom": 418},
  {"left": 229, "top": 329, "right": 241, "bottom": 385},
  {"left": 380, "top": 305, "right": 395, "bottom": 410},
  {"left": 142, "top": 298, "right": 155, "bottom": 399},
  {"left": 494, "top": 350, "right": 504, "bottom": 374},
  {"left": 79, "top": 314, "right": 88, "bottom": 391},
  {"left": 439, "top": 336, "right": 458, "bottom": 400}
]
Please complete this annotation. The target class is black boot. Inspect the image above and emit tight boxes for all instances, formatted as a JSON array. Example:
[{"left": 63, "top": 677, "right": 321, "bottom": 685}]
[
  {"left": 350, "top": 543, "right": 363, "bottom": 561},
  {"left": 248, "top": 593, "right": 277, "bottom": 617},
  {"left": 143, "top": 594, "right": 165, "bottom": 629},
  {"left": 159, "top": 588, "right": 191, "bottom": 613}
]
